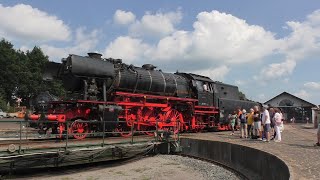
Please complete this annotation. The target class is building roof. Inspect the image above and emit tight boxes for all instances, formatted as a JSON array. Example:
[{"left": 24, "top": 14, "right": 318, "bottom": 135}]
[{"left": 264, "top": 91, "right": 316, "bottom": 107}]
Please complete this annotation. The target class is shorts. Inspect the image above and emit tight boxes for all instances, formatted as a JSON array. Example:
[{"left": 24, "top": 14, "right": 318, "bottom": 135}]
[
  {"left": 230, "top": 120, "right": 235, "bottom": 127},
  {"left": 254, "top": 121, "right": 261, "bottom": 130},
  {"left": 264, "top": 124, "right": 271, "bottom": 132}
]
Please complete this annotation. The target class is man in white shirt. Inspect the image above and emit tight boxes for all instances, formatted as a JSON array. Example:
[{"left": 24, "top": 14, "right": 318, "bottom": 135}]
[{"left": 262, "top": 105, "right": 271, "bottom": 142}]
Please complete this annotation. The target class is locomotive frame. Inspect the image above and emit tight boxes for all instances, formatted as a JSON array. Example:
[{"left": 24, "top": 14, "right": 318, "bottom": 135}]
[{"left": 29, "top": 53, "right": 222, "bottom": 139}]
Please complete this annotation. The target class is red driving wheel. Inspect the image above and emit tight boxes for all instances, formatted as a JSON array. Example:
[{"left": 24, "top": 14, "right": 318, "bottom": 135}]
[{"left": 69, "top": 120, "right": 89, "bottom": 140}]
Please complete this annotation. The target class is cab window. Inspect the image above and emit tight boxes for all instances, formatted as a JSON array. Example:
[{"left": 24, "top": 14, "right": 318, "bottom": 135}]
[{"left": 196, "top": 81, "right": 204, "bottom": 91}]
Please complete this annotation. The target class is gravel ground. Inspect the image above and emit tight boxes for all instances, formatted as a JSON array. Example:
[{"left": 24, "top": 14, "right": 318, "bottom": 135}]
[
  {"left": 160, "top": 155, "right": 241, "bottom": 180},
  {"left": 14, "top": 155, "right": 241, "bottom": 180}
]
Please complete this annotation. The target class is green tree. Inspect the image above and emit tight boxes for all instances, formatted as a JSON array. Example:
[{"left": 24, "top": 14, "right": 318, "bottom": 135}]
[
  {"left": 0, "top": 39, "right": 65, "bottom": 108},
  {"left": 239, "top": 91, "right": 247, "bottom": 100},
  {"left": 0, "top": 94, "right": 7, "bottom": 111},
  {"left": 0, "top": 39, "right": 19, "bottom": 104}
]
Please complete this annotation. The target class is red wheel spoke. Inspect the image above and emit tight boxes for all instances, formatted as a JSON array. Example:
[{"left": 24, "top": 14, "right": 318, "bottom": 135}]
[{"left": 69, "top": 121, "right": 89, "bottom": 140}]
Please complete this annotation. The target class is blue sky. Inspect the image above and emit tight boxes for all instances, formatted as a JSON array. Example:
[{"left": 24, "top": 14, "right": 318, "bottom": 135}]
[{"left": 1, "top": 0, "right": 320, "bottom": 104}]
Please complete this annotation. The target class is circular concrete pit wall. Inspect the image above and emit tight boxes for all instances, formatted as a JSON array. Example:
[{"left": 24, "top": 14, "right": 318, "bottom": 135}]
[{"left": 180, "top": 138, "right": 290, "bottom": 180}]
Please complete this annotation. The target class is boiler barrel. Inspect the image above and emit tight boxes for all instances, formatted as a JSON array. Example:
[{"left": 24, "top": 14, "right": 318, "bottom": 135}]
[{"left": 114, "top": 67, "right": 190, "bottom": 97}]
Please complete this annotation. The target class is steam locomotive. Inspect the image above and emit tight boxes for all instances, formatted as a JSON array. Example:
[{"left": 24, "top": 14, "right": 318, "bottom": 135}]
[{"left": 29, "top": 53, "right": 258, "bottom": 139}]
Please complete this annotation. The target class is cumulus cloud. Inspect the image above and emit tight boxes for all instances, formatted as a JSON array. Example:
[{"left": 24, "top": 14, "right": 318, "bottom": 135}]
[
  {"left": 148, "top": 31, "right": 192, "bottom": 60},
  {"left": 106, "top": 10, "right": 280, "bottom": 73},
  {"left": 192, "top": 65, "right": 230, "bottom": 81},
  {"left": 129, "top": 10, "right": 182, "bottom": 38},
  {"left": 148, "top": 10, "right": 279, "bottom": 64},
  {"left": 113, "top": 10, "right": 136, "bottom": 25},
  {"left": 104, "top": 36, "right": 150, "bottom": 64},
  {"left": 255, "top": 10, "right": 320, "bottom": 81},
  {"left": 189, "top": 11, "right": 279, "bottom": 64},
  {"left": 41, "top": 28, "right": 100, "bottom": 61},
  {"left": 304, "top": 82, "right": 320, "bottom": 90},
  {"left": 0, "top": 4, "right": 70, "bottom": 41},
  {"left": 281, "top": 10, "right": 320, "bottom": 60},
  {"left": 256, "top": 59, "right": 296, "bottom": 80}
]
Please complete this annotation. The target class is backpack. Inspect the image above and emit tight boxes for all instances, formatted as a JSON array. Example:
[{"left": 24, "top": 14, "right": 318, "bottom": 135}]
[{"left": 240, "top": 114, "right": 247, "bottom": 123}]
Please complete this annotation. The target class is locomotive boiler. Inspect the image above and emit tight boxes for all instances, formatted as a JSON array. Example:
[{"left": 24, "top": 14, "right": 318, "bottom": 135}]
[{"left": 29, "top": 52, "right": 255, "bottom": 139}]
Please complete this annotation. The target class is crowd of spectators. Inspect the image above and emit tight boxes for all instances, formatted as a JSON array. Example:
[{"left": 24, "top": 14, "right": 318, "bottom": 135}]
[{"left": 228, "top": 105, "right": 283, "bottom": 142}]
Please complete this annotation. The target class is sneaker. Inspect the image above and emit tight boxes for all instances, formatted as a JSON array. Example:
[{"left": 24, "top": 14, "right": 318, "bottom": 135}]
[
  {"left": 230, "top": 133, "right": 234, "bottom": 135},
  {"left": 257, "top": 138, "right": 262, "bottom": 140},
  {"left": 262, "top": 139, "right": 267, "bottom": 142},
  {"left": 274, "top": 140, "right": 281, "bottom": 142}
]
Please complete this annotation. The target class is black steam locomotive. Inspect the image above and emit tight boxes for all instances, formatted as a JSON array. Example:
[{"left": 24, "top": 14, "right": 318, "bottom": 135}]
[{"left": 30, "top": 53, "right": 258, "bottom": 139}]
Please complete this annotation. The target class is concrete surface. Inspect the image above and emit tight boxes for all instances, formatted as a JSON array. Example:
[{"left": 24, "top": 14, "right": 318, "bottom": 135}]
[{"left": 182, "top": 124, "right": 319, "bottom": 180}]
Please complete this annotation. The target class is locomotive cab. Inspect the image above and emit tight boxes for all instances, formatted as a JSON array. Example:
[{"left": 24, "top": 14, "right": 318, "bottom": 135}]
[
  {"left": 176, "top": 73, "right": 214, "bottom": 107},
  {"left": 192, "top": 80, "right": 214, "bottom": 106}
]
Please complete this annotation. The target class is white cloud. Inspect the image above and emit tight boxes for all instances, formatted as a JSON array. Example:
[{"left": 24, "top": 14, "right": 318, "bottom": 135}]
[
  {"left": 293, "top": 90, "right": 310, "bottom": 99},
  {"left": 0, "top": 4, "right": 70, "bottom": 41},
  {"left": 192, "top": 65, "right": 230, "bottom": 81},
  {"left": 304, "top": 82, "right": 320, "bottom": 90},
  {"left": 189, "top": 11, "right": 280, "bottom": 64},
  {"left": 113, "top": 10, "right": 136, "bottom": 25},
  {"left": 255, "top": 9, "right": 320, "bottom": 81},
  {"left": 104, "top": 36, "right": 150, "bottom": 64},
  {"left": 106, "top": 10, "right": 280, "bottom": 71},
  {"left": 129, "top": 10, "right": 182, "bottom": 38},
  {"left": 147, "top": 31, "right": 192, "bottom": 60},
  {"left": 257, "top": 59, "right": 296, "bottom": 80},
  {"left": 281, "top": 10, "right": 320, "bottom": 60},
  {"left": 40, "top": 28, "right": 100, "bottom": 61}
]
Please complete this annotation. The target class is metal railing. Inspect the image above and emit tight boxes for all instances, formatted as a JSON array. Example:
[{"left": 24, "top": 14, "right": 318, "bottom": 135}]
[{"left": 0, "top": 118, "right": 180, "bottom": 156}]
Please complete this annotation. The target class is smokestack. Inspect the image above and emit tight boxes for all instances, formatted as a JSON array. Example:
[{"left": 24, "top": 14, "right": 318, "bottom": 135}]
[{"left": 88, "top": 52, "right": 102, "bottom": 59}]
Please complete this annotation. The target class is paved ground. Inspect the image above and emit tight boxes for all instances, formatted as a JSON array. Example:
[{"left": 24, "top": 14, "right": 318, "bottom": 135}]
[{"left": 183, "top": 124, "right": 319, "bottom": 180}]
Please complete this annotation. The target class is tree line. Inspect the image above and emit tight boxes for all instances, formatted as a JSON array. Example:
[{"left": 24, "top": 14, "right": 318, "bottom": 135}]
[{"left": 0, "top": 39, "right": 64, "bottom": 111}]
